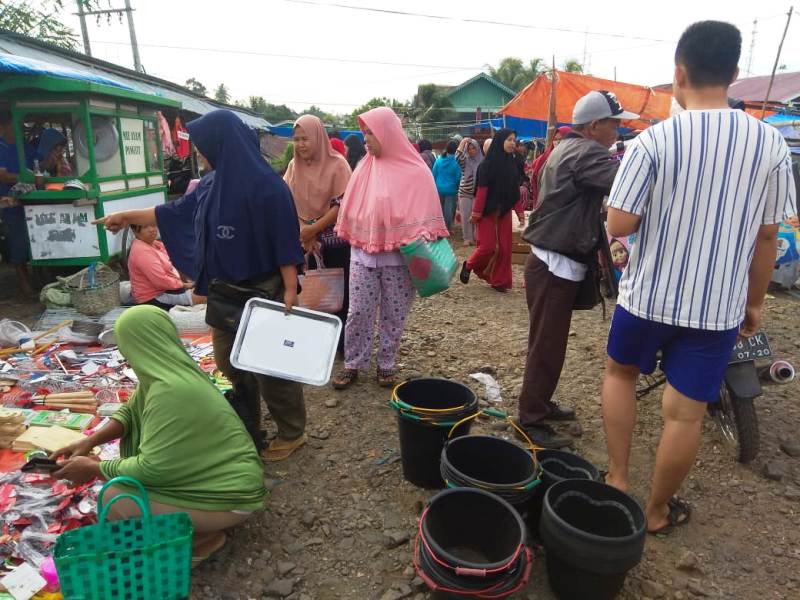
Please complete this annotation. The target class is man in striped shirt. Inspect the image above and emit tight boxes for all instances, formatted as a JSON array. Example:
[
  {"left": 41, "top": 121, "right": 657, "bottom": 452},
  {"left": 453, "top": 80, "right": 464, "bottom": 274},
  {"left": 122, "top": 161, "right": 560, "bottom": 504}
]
[{"left": 602, "top": 21, "right": 797, "bottom": 535}]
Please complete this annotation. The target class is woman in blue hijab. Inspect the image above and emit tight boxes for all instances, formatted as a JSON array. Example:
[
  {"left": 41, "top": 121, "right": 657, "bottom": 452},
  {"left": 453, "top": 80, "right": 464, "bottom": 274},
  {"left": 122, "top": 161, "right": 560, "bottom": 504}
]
[
  {"left": 95, "top": 110, "right": 308, "bottom": 463},
  {"left": 37, "top": 128, "right": 72, "bottom": 176}
]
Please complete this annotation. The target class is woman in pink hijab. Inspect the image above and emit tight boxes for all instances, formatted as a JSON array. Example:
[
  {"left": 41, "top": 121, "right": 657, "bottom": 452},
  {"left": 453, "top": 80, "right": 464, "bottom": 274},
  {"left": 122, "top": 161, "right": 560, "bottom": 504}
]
[
  {"left": 332, "top": 107, "right": 448, "bottom": 389},
  {"left": 284, "top": 115, "right": 352, "bottom": 347}
]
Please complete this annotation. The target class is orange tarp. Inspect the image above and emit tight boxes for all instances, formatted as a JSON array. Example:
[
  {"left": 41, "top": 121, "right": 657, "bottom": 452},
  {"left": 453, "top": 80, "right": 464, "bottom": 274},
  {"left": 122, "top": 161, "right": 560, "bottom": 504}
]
[
  {"left": 500, "top": 70, "right": 775, "bottom": 130},
  {"left": 499, "top": 70, "right": 673, "bottom": 130}
]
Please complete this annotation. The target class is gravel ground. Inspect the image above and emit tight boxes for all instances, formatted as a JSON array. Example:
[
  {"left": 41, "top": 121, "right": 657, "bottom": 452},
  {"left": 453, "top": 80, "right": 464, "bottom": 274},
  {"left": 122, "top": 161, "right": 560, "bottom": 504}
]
[{"left": 1, "top": 252, "right": 799, "bottom": 600}]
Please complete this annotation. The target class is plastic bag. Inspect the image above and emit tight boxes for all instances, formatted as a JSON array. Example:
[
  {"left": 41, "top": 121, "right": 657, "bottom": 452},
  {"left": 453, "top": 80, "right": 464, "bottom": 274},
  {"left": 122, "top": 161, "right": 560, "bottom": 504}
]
[
  {"left": 776, "top": 222, "right": 799, "bottom": 265},
  {"left": 399, "top": 238, "right": 458, "bottom": 298},
  {"left": 0, "top": 319, "right": 31, "bottom": 346},
  {"left": 39, "top": 281, "right": 71, "bottom": 308},
  {"left": 169, "top": 304, "right": 209, "bottom": 333},
  {"left": 469, "top": 372, "right": 503, "bottom": 403}
]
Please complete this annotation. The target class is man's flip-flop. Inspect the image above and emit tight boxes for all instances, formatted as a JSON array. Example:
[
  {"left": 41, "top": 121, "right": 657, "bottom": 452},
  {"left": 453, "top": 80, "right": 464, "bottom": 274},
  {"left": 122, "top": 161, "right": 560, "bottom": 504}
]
[{"left": 647, "top": 496, "right": 691, "bottom": 536}]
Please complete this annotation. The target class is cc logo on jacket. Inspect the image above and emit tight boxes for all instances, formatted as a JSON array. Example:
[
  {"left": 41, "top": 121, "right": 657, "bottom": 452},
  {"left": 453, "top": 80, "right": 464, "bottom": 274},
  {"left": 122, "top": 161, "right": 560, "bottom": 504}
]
[{"left": 216, "top": 225, "right": 235, "bottom": 240}]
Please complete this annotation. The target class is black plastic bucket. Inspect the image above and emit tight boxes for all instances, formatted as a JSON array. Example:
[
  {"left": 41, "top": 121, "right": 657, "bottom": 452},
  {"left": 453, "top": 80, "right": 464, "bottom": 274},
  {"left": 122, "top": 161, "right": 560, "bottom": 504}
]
[
  {"left": 540, "top": 479, "right": 645, "bottom": 600},
  {"left": 440, "top": 435, "right": 541, "bottom": 511},
  {"left": 415, "top": 487, "right": 532, "bottom": 597},
  {"left": 527, "top": 449, "right": 600, "bottom": 535},
  {"left": 393, "top": 379, "right": 477, "bottom": 489}
]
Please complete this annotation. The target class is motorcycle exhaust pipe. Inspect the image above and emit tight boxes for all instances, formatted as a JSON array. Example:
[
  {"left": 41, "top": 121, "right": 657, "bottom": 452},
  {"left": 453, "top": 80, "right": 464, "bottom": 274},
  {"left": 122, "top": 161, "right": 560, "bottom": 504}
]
[{"left": 759, "top": 360, "right": 796, "bottom": 384}]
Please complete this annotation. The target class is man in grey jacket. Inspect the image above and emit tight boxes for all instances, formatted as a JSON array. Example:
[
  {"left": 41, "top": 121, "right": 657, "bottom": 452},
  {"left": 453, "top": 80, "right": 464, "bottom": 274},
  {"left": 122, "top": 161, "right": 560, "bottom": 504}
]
[{"left": 516, "top": 91, "right": 638, "bottom": 448}]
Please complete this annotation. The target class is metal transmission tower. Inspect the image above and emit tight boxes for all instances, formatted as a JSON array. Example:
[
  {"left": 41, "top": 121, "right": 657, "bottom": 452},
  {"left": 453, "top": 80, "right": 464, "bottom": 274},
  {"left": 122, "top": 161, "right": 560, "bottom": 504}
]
[{"left": 74, "top": 0, "right": 144, "bottom": 73}]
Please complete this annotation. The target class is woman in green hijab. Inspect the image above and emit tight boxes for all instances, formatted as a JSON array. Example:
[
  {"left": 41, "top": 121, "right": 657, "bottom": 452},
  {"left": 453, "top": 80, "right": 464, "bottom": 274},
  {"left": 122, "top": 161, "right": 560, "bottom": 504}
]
[{"left": 51, "top": 305, "right": 266, "bottom": 563}]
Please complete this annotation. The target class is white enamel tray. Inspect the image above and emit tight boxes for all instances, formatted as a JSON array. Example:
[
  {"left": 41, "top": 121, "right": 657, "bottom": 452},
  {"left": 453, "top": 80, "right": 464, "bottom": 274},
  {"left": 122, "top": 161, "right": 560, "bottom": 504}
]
[{"left": 230, "top": 298, "right": 342, "bottom": 386}]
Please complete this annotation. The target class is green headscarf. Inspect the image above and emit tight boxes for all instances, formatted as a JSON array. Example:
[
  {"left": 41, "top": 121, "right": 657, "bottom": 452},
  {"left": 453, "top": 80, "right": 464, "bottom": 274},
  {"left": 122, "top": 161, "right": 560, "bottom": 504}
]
[
  {"left": 100, "top": 305, "right": 266, "bottom": 511},
  {"left": 114, "top": 305, "right": 210, "bottom": 397}
]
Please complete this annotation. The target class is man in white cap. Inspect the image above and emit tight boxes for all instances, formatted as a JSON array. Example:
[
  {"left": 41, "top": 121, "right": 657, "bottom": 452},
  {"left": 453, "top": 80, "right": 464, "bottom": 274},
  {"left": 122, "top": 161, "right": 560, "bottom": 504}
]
[{"left": 516, "top": 90, "right": 638, "bottom": 449}]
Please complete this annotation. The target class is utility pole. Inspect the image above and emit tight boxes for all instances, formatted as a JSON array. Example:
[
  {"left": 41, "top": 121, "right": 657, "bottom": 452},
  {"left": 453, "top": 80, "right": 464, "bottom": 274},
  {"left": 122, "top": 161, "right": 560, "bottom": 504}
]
[
  {"left": 76, "top": 0, "right": 145, "bottom": 73},
  {"left": 582, "top": 29, "right": 588, "bottom": 72},
  {"left": 546, "top": 56, "right": 558, "bottom": 148},
  {"left": 124, "top": 0, "right": 143, "bottom": 73},
  {"left": 746, "top": 18, "right": 758, "bottom": 77},
  {"left": 762, "top": 7, "right": 793, "bottom": 119},
  {"left": 75, "top": 0, "right": 92, "bottom": 56}
]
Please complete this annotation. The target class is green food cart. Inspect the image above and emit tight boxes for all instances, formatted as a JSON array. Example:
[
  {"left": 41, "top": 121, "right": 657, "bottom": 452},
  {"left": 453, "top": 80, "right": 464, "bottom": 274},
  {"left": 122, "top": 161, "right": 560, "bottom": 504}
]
[{"left": 1, "top": 72, "right": 181, "bottom": 266}]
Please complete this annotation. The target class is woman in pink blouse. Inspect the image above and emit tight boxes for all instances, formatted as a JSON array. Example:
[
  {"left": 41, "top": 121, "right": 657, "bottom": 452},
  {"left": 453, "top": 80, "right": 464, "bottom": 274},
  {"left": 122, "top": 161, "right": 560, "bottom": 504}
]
[{"left": 127, "top": 224, "right": 194, "bottom": 310}]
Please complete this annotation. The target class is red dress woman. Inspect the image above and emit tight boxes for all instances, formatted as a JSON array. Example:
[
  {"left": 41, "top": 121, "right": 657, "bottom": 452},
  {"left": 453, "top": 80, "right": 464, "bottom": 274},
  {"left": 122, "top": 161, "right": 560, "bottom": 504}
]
[{"left": 459, "top": 129, "right": 523, "bottom": 291}]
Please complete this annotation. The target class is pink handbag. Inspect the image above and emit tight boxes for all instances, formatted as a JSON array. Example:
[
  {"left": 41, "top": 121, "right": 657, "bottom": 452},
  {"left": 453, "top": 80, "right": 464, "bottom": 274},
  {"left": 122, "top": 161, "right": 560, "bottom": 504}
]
[{"left": 298, "top": 252, "right": 344, "bottom": 314}]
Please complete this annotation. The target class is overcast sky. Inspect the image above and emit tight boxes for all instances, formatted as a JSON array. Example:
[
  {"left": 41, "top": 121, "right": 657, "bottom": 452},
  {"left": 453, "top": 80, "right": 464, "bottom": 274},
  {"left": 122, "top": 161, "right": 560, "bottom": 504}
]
[{"left": 61, "top": 0, "right": 800, "bottom": 114}]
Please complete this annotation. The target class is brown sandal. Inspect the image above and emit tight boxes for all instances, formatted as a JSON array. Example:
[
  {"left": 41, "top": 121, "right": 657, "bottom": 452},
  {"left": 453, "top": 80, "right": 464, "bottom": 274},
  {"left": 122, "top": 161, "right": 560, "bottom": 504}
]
[
  {"left": 332, "top": 368, "right": 358, "bottom": 390},
  {"left": 191, "top": 531, "right": 227, "bottom": 568},
  {"left": 261, "top": 434, "right": 307, "bottom": 462},
  {"left": 377, "top": 368, "right": 397, "bottom": 388}
]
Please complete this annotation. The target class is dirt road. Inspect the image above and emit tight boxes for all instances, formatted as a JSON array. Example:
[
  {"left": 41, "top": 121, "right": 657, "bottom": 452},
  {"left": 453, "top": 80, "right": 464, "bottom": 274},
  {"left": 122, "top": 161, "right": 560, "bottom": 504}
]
[{"left": 2, "top": 255, "right": 798, "bottom": 599}]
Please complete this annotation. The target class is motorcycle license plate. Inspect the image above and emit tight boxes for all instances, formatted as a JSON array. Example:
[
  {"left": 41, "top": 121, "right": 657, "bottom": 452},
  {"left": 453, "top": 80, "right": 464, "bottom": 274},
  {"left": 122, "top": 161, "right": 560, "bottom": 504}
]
[{"left": 729, "top": 332, "right": 772, "bottom": 364}]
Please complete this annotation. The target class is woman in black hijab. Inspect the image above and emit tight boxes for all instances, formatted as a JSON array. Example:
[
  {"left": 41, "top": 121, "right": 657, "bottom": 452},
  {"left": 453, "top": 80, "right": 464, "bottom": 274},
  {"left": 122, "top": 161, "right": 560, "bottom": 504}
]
[
  {"left": 459, "top": 128, "right": 524, "bottom": 291},
  {"left": 344, "top": 134, "right": 366, "bottom": 171}
]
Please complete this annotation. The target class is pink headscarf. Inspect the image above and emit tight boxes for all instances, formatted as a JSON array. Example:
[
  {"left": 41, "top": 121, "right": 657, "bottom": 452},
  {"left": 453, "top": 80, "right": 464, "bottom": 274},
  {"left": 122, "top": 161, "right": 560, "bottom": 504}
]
[
  {"left": 335, "top": 107, "right": 447, "bottom": 252},
  {"left": 284, "top": 115, "right": 352, "bottom": 221}
]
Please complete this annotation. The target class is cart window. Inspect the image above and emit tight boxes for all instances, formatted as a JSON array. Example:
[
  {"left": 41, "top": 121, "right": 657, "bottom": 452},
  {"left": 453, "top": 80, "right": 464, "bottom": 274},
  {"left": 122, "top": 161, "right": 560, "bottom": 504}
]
[
  {"left": 77, "top": 115, "right": 122, "bottom": 178},
  {"left": 20, "top": 113, "right": 80, "bottom": 178},
  {"left": 143, "top": 120, "right": 159, "bottom": 172}
]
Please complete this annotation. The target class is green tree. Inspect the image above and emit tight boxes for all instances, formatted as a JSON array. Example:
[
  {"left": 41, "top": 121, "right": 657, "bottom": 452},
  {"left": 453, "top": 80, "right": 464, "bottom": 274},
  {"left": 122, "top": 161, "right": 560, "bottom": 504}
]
[
  {"left": 245, "top": 97, "right": 297, "bottom": 123},
  {"left": 0, "top": 0, "right": 100, "bottom": 51},
  {"left": 213, "top": 83, "right": 231, "bottom": 104},
  {"left": 345, "top": 97, "right": 407, "bottom": 128},
  {"left": 411, "top": 84, "right": 455, "bottom": 124},
  {"left": 488, "top": 57, "right": 546, "bottom": 92},
  {"left": 185, "top": 78, "right": 208, "bottom": 96},
  {"left": 271, "top": 142, "right": 294, "bottom": 174},
  {"left": 303, "top": 105, "right": 339, "bottom": 125},
  {"left": 562, "top": 59, "right": 584, "bottom": 73}
]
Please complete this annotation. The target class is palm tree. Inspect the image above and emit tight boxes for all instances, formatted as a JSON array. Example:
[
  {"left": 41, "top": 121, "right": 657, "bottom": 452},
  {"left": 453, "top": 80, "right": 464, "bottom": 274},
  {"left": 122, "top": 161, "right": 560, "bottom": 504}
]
[
  {"left": 563, "top": 59, "right": 584, "bottom": 73},
  {"left": 411, "top": 84, "right": 455, "bottom": 124},
  {"left": 488, "top": 57, "right": 547, "bottom": 92}
]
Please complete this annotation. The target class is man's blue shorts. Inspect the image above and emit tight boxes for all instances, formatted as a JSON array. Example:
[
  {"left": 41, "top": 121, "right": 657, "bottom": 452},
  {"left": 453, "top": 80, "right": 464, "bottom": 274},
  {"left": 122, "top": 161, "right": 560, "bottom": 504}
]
[{"left": 607, "top": 306, "right": 739, "bottom": 402}]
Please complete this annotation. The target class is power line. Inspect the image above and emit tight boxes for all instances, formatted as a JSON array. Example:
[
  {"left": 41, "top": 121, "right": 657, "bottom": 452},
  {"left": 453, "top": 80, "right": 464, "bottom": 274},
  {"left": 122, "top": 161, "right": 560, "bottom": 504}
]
[
  {"left": 89, "top": 39, "right": 483, "bottom": 70},
  {"left": 282, "top": 0, "right": 674, "bottom": 43}
]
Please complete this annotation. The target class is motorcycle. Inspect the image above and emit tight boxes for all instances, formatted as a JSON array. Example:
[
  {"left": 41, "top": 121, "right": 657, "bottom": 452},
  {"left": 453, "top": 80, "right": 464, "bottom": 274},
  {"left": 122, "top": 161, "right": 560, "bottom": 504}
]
[{"left": 636, "top": 332, "right": 771, "bottom": 463}]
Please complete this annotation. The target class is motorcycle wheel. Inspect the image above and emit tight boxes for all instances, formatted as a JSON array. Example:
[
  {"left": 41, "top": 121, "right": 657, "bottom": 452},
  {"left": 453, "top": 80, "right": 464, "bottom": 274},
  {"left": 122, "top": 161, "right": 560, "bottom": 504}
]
[{"left": 709, "top": 382, "right": 760, "bottom": 463}]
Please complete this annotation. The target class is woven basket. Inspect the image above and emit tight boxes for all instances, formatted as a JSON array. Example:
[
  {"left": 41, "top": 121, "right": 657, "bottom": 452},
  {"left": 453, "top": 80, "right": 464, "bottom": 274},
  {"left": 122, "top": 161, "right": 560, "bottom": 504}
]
[{"left": 65, "top": 263, "right": 121, "bottom": 316}]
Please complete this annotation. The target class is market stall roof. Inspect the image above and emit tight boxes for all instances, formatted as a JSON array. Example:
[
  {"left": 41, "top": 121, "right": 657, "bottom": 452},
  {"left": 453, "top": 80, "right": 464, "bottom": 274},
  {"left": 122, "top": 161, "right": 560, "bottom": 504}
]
[
  {"left": 0, "top": 29, "right": 271, "bottom": 130},
  {"left": 729, "top": 71, "right": 800, "bottom": 104},
  {"left": 0, "top": 52, "right": 181, "bottom": 109},
  {"left": 499, "top": 70, "right": 673, "bottom": 130}
]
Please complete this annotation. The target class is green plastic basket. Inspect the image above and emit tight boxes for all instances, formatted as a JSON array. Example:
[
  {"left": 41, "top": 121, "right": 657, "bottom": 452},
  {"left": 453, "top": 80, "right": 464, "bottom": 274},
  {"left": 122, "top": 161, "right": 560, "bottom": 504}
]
[
  {"left": 54, "top": 476, "right": 193, "bottom": 600},
  {"left": 399, "top": 237, "right": 458, "bottom": 298}
]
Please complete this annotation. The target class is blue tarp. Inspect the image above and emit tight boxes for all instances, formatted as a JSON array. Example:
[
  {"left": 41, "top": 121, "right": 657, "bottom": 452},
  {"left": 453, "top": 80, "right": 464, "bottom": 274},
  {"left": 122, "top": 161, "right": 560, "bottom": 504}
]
[
  {"left": 268, "top": 126, "right": 364, "bottom": 140},
  {"left": 0, "top": 51, "right": 134, "bottom": 90},
  {"left": 765, "top": 113, "right": 800, "bottom": 154},
  {"left": 765, "top": 112, "right": 800, "bottom": 126}
]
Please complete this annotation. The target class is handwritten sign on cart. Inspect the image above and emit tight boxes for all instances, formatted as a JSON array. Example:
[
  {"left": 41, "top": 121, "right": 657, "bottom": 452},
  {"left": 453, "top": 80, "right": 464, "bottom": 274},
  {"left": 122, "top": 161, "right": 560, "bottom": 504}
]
[{"left": 25, "top": 204, "right": 98, "bottom": 260}]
